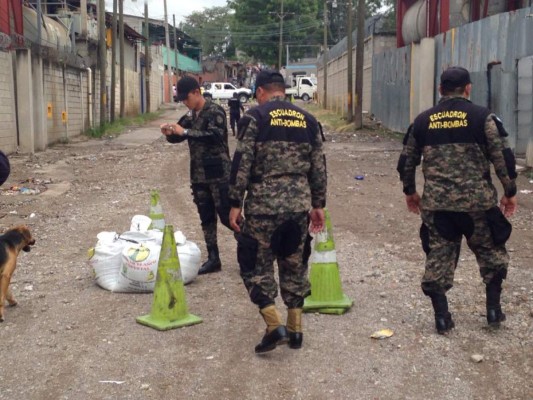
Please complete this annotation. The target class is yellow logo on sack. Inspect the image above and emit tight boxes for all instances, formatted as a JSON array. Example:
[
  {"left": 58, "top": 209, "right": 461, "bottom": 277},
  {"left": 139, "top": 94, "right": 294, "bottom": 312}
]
[{"left": 127, "top": 245, "right": 150, "bottom": 262}]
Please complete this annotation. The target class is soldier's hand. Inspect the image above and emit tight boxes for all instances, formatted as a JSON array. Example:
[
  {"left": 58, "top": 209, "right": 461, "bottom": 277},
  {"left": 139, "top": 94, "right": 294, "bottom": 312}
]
[
  {"left": 309, "top": 208, "right": 325, "bottom": 233},
  {"left": 229, "top": 207, "right": 243, "bottom": 232},
  {"left": 160, "top": 123, "right": 172, "bottom": 135},
  {"left": 405, "top": 193, "right": 421, "bottom": 214},
  {"left": 160, "top": 123, "right": 185, "bottom": 136},
  {"left": 500, "top": 195, "right": 517, "bottom": 218}
]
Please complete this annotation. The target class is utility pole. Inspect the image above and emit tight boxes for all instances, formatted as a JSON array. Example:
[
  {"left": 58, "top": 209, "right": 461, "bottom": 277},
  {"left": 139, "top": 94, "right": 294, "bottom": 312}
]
[
  {"left": 37, "top": 0, "right": 42, "bottom": 46},
  {"left": 354, "top": 0, "right": 365, "bottom": 129},
  {"left": 110, "top": 0, "right": 117, "bottom": 122},
  {"left": 270, "top": 0, "right": 293, "bottom": 70},
  {"left": 119, "top": 0, "right": 125, "bottom": 117},
  {"left": 346, "top": 0, "right": 353, "bottom": 122},
  {"left": 164, "top": 0, "right": 172, "bottom": 103},
  {"left": 98, "top": 0, "right": 106, "bottom": 128},
  {"left": 144, "top": 0, "right": 151, "bottom": 113},
  {"left": 173, "top": 15, "right": 179, "bottom": 79},
  {"left": 323, "top": 0, "right": 328, "bottom": 109},
  {"left": 278, "top": 0, "right": 284, "bottom": 69}
]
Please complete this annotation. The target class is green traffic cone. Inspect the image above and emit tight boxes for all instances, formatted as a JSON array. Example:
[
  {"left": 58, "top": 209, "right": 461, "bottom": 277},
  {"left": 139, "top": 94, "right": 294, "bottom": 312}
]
[
  {"left": 136, "top": 225, "right": 202, "bottom": 330},
  {"left": 303, "top": 209, "right": 353, "bottom": 315},
  {"left": 148, "top": 190, "right": 165, "bottom": 230}
]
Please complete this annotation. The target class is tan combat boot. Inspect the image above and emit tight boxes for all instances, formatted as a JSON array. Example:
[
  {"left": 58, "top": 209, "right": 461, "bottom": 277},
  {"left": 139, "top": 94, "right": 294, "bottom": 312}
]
[
  {"left": 287, "top": 308, "right": 303, "bottom": 349},
  {"left": 254, "top": 305, "right": 288, "bottom": 353}
]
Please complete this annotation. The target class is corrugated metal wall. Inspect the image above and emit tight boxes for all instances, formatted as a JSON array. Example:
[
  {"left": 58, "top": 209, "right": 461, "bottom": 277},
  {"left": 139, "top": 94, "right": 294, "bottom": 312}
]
[
  {"left": 316, "top": 35, "right": 396, "bottom": 116},
  {"left": 371, "top": 45, "right": 411, "bottom": 133},
  {"left": 372, "top": 5, "right": 533, "bottom": 149},
  {"left": 434, "top": 6, "right": 533, "bottom": 151}
]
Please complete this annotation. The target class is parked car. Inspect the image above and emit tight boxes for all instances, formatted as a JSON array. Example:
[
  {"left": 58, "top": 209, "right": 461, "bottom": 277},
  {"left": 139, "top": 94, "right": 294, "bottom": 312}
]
[{"left": 202, "top": 82, "right": 252, "bottom": 103}]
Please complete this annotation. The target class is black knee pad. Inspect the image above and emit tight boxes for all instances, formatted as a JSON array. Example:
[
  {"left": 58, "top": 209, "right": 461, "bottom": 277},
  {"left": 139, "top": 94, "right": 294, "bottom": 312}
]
[
  {"left": 217, "top": 183, "right": 231, "bottom": 229},
  {"left": 193, "top": 189, "right": 216, "bottom": 226},
  {"left": 485, "top": 207, "right": 512, "bottom": 246},
  {"left": 302, "top": 233, "right": 312, "bottom": 266},
  {"left": 236, "top": 233, "right": 258, "bottom": 274},
  {"left": 271, "top": 220, "right": 302, "bottom": 258},
  {"left": 434, "top": 211, "right": 469, "bottom": 241},
  {"left": 420, "top": 223, "right": 431, "bottom": 255},
  {"left": 249, "top": 286, "right": 273, "bottom": 309},
  {"left": 488, "top": 268, "right": 507, "bottom": 284}
]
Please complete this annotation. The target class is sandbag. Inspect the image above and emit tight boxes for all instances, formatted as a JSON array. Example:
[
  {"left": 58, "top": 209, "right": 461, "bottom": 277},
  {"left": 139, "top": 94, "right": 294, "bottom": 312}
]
[
  {"left": 117, "top": 241, "right": 161, "bottom": 292},
  {"left": 177, "top": 241, "right": 201, "bottom": 284},
  {"left": 88, "top": 232, "right": 123, "bottom": 292},
  {"left": 89, "top": 229, "right": 201, "bottom": 291}
]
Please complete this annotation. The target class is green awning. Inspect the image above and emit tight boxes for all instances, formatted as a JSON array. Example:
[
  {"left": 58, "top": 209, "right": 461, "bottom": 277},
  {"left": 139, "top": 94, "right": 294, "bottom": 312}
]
[{"left": 162, "top": 47, "right": 202, "bottom": 73}]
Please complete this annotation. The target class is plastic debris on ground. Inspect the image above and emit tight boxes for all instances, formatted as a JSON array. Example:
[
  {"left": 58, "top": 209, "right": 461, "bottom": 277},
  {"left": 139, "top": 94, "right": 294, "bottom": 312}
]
[
  {"left": 370, "top": 328, "right": 394, "bottom": 339},
  {"left": 1, "top": 177, "right": 52, "bottom": 196}
]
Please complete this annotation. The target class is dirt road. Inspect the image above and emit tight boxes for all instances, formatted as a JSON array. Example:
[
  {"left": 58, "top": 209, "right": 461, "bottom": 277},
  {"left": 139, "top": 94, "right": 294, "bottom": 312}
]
[{"left": 1, "top": 103, "right": 532, "bottom": 400}]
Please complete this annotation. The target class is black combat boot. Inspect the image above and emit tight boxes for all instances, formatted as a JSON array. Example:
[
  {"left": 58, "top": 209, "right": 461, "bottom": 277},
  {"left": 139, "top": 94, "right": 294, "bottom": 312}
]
[
  {"left": 428, "top": 293, "right": 455, "bottom": 335},
  {"left": 486, "top": 274, "right": 506, "bottom": 328},
  {"left": 198, "top": 244, "right": 221, "bottom": 275},
  {"left": 255, "top": 305, "right": 288, "bottom": 353}
]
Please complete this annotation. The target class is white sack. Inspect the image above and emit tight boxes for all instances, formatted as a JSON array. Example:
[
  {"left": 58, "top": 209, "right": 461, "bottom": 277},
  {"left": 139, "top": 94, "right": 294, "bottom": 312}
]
[
  {"left": 89, "top": 230, "right": 201, "bottom": 292},
  {"left": 89, "top": 233, "right": 123, "bottom": 291},
  {"left": 116, "top": 241, "right": 161, "bottom": 292},
  {"left": 178, "top": 241, "right": 201, "bottom": 284}
]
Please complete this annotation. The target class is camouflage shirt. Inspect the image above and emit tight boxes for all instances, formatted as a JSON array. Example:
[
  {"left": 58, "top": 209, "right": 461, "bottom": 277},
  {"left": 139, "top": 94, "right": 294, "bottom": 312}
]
[
  {"left": 166, "top": 100, "right": 231, "bottom": 184},
  {"left": 397, "top": 96, "right": 517, "bottom": 211},
  {"left": 229, "top": 96, "right": 327, "bottom": 215}
]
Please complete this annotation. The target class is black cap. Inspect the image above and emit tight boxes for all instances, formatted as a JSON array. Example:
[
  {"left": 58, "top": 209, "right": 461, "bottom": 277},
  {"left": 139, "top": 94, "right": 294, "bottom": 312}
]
[
  {"left": 255, "top": 69, "right": 285, "bottom": 89},
  {"left": 176, "top": 76, "right": 200, "bottom": 101},
  {"left": 440, "top": 66, "right": 471, "bottom": 90}
]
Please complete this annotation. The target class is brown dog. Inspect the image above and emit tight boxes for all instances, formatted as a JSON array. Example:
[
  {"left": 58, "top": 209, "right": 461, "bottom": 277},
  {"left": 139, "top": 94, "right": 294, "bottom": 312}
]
[{"left": 0, "top": 225, "right": 35, "bottom": 322}]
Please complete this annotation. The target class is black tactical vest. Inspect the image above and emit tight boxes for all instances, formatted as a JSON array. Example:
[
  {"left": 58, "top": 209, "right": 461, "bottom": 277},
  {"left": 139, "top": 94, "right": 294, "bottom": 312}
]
[
  {"left": 247, "top": 100, "right": 318, "bottom": 147},
  {"left": 413, "top": 97, "right": 491, "bottom": 148}
]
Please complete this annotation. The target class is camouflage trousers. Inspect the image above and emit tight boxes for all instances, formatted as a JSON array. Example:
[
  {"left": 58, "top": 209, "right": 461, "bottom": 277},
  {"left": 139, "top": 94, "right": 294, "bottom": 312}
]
[
  {"left": 420, "top": 208, "right": 511, "bottom": 294},
  {"left": 191, "top": 182, "right": 231, "bottom": 248},
  {"left": 236, "top": 212, "right": 311, "bottom": 309}
]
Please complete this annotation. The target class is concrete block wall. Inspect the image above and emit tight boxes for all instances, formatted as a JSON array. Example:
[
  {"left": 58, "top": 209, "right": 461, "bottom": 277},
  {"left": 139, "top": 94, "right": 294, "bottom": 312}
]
[
  {"left": 65, "top": 68, "right": 86, "bottom": 137},
  {"left": 0, "top": 51, "right": 17, "bottom": 153},
  {"left": 125, "top": 69, "right": 140, "bottom": 115},
  {"left": 44, "top": 62, "right": 68, "bottom": 143}
]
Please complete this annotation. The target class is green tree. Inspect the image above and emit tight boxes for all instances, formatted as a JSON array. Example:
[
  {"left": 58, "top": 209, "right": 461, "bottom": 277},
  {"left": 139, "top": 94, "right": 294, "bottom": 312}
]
[
  {"left": 228, "top": 0, "right": 321, "bottom": 66},
  {"left": 180, "top": 6, "right": 234, "bottom": 58},
  {"left": 328, "top": 0, "right": 394, "bottom": 44}
]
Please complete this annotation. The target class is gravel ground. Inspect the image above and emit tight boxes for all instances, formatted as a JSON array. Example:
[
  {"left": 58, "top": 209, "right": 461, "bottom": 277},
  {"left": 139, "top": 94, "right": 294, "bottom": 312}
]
[{"left": 0, "top": 103, "right": 532, "bottom": 400}]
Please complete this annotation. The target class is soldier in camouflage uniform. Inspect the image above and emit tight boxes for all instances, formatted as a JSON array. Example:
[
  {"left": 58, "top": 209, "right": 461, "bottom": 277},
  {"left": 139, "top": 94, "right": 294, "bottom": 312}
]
[
  {"left": 161, "top": 76, "right": 232, "bottom": 275},
  {"left": 397, "top": 66, "right": 518, "bottom": 334},
  {"left": 228, "top": 70, "right": 327, "bottom": 353}
]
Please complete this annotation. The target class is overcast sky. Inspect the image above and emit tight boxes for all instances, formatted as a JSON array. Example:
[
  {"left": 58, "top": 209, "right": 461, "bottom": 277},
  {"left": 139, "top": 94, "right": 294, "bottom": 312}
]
[{"left": 104, "top": 0, "right": 229, "bottom": 25}]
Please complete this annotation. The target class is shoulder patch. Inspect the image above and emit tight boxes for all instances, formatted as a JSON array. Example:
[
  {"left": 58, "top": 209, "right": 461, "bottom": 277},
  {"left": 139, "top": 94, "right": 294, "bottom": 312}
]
[{"left": 216, "top": 114, "right": 225, "bottom": 125}]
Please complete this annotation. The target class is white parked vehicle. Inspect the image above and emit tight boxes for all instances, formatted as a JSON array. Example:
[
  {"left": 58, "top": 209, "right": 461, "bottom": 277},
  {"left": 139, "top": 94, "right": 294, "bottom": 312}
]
[
  {"left": 285, "top": 76, "right": 317, "bottom": 102},
  {"left": 202, "top": 82, "right": 252, "bottom": 103}
]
